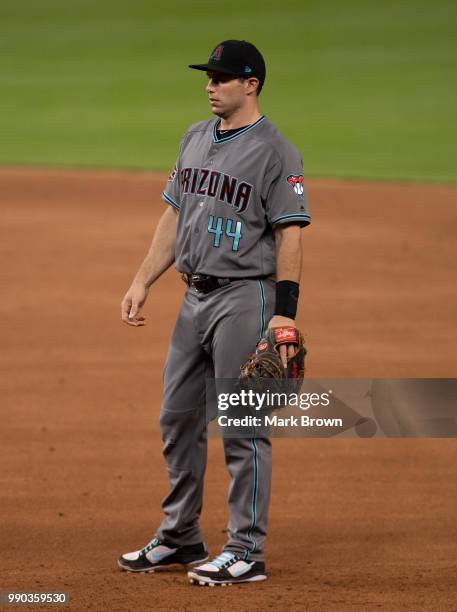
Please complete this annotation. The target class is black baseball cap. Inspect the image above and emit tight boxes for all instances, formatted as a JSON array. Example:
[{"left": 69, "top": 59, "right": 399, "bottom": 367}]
[{"left": 189, "top": 40, "right": 266, "bottom": 87}]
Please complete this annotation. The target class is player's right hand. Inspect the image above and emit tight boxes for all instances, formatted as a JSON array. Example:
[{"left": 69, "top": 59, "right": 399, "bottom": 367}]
[{"left": 121, "top": 282, "right": 149, "bottom": 327}]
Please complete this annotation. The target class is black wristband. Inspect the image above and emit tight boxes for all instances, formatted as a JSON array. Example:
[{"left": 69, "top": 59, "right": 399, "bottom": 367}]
[{"left": 274, "top": 280, "right": 299, "bottom": 319}]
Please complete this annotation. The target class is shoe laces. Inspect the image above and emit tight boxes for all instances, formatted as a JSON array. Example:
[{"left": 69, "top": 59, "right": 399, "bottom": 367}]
[
  {"left": 210, "top": 551, "right": 240, "bottom": 569},
  {"left": 142, "top": 537, "right": 161, "bottom": 553}
]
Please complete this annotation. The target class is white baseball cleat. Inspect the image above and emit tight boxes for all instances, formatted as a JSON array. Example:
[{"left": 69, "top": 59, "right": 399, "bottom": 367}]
[
  {"left": 118, "top": 537, "right": 208, "bottom": 573},
  {"left": 187, "top": 551, "right": 267, "bottom": 586}
]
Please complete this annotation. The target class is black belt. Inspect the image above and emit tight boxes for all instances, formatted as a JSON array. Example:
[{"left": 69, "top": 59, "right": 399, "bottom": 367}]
[{"left": 182, "top": 273, "right": 238, "bottom": 294}]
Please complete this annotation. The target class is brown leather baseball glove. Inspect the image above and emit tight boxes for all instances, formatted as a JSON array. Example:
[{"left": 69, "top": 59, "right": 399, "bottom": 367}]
[{"left": 239, "top": 326, "right": 306, "bottom": 397}]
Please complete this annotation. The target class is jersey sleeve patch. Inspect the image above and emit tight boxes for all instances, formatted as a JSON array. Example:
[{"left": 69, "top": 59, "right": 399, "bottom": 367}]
[
  {"left": 286, "top": 174, "right": 305, "bottom": 198},
  {"left": 167, "top": 163, "right": 178, "bottom": 182}
]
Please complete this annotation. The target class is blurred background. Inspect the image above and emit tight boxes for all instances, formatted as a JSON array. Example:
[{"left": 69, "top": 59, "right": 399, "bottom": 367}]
[{"left": 0, "top": 0, "right": 455, "bottom": 182}]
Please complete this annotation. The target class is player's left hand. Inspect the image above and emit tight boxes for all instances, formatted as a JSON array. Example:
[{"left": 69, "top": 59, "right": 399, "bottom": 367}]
[{"left": 267, "top": 315, "right": 297, "bottom": 367}]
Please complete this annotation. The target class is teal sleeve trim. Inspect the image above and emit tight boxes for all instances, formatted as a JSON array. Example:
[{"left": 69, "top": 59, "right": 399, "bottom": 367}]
[
  {"left": 270, "top": 213, "right": 311, "bottom": 226},
  {"left": 162, "top": 192, "right": 180, "bottom": 210}
]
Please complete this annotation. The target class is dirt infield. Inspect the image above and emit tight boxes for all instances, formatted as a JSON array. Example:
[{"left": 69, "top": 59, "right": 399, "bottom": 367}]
[{"left": 1, "top": 168, "right": 456, "bottom": 611}]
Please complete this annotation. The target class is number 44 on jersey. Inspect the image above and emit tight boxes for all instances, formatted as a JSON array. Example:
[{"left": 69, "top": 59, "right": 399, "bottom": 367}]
[{"left": 207, "top": 215, "right": 242, "bottom": 252}]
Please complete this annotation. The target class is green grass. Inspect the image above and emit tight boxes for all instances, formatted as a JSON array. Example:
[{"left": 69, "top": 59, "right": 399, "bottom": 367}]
[{"left": 0, "top": 0, "right": 455, "bottom": 181}]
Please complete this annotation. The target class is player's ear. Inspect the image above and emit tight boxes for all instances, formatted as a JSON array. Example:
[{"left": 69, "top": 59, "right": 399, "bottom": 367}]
[{"left": 245, "top": 77, "right": 260, "bottom": 96}]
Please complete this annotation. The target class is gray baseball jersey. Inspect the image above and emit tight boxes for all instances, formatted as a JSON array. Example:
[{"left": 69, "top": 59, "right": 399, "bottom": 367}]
[{"left": 162, "top": 115, "right": 311, "bottom": 277}]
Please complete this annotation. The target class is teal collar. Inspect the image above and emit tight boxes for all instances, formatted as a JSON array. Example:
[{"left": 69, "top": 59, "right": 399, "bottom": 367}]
[{"left": 212, "top": 115, "right": 266, "bottom": 144}]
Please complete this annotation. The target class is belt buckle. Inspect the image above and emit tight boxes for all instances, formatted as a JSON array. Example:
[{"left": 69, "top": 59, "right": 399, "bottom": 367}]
[{"left": 191, "top": 274, "right": 209, "bottom": 293}]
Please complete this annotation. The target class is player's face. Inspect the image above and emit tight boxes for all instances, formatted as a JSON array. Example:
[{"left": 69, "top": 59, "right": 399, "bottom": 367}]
[{"left": 205, "top": 71, "right": 248, "bottom": 118}]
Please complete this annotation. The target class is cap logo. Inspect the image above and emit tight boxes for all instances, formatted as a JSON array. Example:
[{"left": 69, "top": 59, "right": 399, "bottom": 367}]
[
  {"left": 244, "top": 66, "right": 252, "bottom": 73},
  {"left": 210, "top": 45, "right": 224, "bottom": 61}
]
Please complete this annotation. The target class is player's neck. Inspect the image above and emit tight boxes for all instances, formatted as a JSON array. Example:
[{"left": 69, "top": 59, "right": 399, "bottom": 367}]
[{"left": 219, "top": 107, "right": 262, "bottom": 131}]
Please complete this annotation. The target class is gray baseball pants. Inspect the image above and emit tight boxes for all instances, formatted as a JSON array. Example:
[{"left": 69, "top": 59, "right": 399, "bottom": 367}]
[{"left": 156, "top": 278, "right": 275, "bottom": 562}]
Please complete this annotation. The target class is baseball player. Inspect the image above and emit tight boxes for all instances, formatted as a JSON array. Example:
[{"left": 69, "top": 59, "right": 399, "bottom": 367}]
[{"left": 118, "top": 40, "right": 311, "bottom": 586}]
